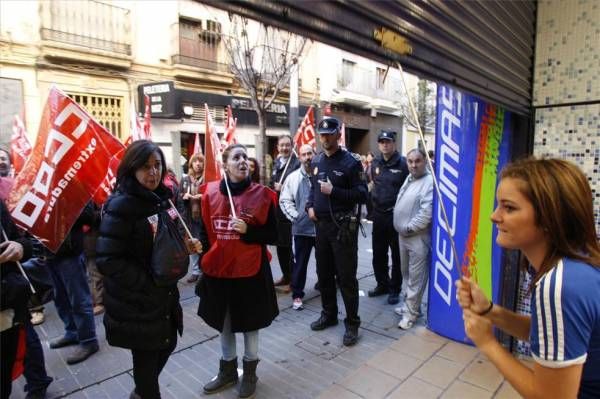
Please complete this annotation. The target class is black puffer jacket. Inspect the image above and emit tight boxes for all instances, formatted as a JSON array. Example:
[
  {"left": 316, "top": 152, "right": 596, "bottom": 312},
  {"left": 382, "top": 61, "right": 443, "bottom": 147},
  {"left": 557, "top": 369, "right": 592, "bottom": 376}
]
[{"left": 96, "top": 180, "right": 182, "bottom": 350}]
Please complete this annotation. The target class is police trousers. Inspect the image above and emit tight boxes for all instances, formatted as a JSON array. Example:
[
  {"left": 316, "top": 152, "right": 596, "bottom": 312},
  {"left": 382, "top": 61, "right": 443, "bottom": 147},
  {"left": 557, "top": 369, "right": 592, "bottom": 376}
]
[{"left": 315, "top": 219, "right": 360, "bottom": 327}]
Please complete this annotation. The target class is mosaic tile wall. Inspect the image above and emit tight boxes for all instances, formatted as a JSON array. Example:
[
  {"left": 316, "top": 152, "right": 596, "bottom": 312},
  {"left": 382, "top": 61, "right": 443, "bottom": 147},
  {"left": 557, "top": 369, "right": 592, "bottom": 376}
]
[{"left": 516, "top": 0, "right": 600, "bottom": 356}]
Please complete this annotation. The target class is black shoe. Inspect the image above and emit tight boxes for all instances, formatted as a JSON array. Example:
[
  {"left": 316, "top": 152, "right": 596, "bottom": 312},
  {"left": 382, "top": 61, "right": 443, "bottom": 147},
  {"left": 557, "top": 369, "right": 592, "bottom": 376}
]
[
  {"left": 387, "top": 292, "right": 400, "bottom": 305},
  {"left": 129, "top": 390, "right": 141, "bottom": 399},
  {"left": 49, "top": 336, "right": 78, "bottom": 349},
  {"left": 310, "top": 315, "right": 338, "bottom": 331},
  {"left": 66, "top": 342, "right": 99, "bottom": 365},
  {"left": 368, "top": 285, "right": 388, "bottom": 297},
  {"left": 343, "top": 326, "right": 359, "bottom": 346}
]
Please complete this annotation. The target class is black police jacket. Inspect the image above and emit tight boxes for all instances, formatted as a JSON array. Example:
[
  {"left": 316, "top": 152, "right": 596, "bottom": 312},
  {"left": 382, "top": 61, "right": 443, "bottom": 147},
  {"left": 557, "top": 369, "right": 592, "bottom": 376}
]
[
  {"left": 370, "top": 151, "right": 409, "bottom": 212},
  {"left": 306, "top": 148, "right": 368, "bottom": 219}
]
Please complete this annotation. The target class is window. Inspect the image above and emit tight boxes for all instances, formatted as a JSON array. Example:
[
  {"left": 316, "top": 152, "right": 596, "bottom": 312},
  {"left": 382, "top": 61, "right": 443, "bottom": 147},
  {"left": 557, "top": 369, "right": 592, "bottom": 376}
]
[
  {"left": 341, "top": 59, "right": 355, "bottom": 87},
  {"left": 67, "top": 93, "right": 123, "bottom": 139},
  {"left": 376, "top": 67, "right": 386, "bottom": 90}
]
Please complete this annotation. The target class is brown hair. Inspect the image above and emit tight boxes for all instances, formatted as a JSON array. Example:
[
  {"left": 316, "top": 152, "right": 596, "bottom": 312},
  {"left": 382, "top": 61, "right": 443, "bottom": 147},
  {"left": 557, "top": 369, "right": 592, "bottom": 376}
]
[
  {"left": 500, "top": 157, "right": 600, "bottom": 282},
  {"left": 188, "top": 153, "right": 205, "bottom": 179}
]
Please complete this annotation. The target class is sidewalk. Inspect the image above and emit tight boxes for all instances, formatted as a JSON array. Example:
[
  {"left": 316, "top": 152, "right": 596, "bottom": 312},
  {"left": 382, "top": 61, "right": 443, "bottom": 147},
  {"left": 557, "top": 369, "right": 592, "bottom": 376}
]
[{"left": 11, "top": 224, "right": 521, "bottom": 398}]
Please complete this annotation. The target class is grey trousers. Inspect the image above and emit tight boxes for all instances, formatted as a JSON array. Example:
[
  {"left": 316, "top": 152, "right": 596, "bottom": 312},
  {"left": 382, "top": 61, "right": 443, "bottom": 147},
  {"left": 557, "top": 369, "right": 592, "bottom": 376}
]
[{"left": 398, "top": 233, "right": 431, "bottom": 318}]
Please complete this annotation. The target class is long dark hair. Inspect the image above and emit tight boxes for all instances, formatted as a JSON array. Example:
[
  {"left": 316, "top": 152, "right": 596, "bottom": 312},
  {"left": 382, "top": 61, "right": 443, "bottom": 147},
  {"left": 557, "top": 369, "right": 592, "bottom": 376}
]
[
  {"left": 116, "top": 140, "right": 167, "bottom": 192},
  {"left": 500, "top": 157, "right": 600, "bottom": 283},
  {"left": 248, "top": 157, "right": 260, "bottom": 183}
]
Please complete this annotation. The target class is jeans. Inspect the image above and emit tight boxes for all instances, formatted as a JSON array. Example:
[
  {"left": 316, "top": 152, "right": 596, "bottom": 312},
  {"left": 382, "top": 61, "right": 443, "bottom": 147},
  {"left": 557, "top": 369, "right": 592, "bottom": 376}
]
[
  {"left": 291, "top": 235, "right": 315, "bottom": 299},
  {"left": 371, "top": 210, "right": 402, "bottom": 293},
  {"left": 24, "top": 321, "right": 53, "bottom": 395},
  {"left": 315, "top": 220, "right": 360, "bottom": 327},
  {"left": 47, "top": 254, "right": 97, "bottom": 344},
  {"left": 189, "top": 253, "right": 201, "bottom": 276},
  {"left": 131, "top": 327, "right": 177, "bottom": 399},
  {"left": 220, "top": 310, "right": 258, "bottom": 361}
]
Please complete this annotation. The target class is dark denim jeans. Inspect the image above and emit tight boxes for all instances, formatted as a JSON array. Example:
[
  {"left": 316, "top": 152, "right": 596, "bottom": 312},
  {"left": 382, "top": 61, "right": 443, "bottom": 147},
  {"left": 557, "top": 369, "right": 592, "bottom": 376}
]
[
  {"left": 291, "top": 235, "right": 315, "bottom": 299},
  {"left": 47, "top": 254, "right": 97, "bottom": 344},
  {"left": 24, "top": 321, "right": 53, "bottom": 394}
]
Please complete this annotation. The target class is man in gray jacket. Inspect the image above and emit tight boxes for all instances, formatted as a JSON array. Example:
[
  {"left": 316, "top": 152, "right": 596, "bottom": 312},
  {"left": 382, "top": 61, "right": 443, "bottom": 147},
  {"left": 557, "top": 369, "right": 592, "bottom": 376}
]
[
  {"left": 279, "top": 144, "right": 316, "bottom": 310},
  {"left": 393, "top": 148, "right": 434, "bottom": 329}
]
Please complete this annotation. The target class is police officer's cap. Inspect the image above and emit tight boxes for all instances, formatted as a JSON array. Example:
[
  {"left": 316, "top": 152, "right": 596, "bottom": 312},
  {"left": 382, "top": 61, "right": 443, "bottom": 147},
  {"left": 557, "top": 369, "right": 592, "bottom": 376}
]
[
  {"left": 317, "top": 117, "right": 341, "bottom": 134},
  {"left": 377, "top": 130, "right": 396, "bottom": 142}
]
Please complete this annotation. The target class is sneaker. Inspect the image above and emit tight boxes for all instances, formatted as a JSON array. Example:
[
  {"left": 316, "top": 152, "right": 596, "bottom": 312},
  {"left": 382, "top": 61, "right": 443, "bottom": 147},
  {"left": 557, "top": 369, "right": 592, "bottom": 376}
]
[
  {"left": 49, "top": 336, "right": 78, "bottom": 349},
  {"left": 292, "top": 298, "right": 303, "bottom": 310},
  {"left": 66, "top": 342, "right": 99, "bottom": 365},
  {"left": 93, "top": 305, "right": 105, "bottom": 316},
  {"left": 310, "top": 315, "right": 338, "bottom": 331},
  {"left": 398, "top": 315, "right": 417, "bottom": 330},
  {"left": 368, "top": 285, "right": 387, "bottom": 297},
  {"left": 393, "top": 305, "right": 408, "bottom": 316},
  {"left": 30, "top": 310, "right": 45, "bottom": 326}
]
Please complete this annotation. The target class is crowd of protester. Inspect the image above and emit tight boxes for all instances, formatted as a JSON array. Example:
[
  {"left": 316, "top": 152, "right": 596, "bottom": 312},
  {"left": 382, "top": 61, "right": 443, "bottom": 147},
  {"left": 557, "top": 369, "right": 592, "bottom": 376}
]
[{"left": 1, "top": 115, "right": 599, "bottom": 399}]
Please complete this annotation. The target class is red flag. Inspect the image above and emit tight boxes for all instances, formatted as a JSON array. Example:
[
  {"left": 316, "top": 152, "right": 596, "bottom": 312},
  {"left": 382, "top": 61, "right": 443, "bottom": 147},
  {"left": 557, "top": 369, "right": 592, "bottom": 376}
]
[
  {"left": 223, "top": 105, "right": 237, "bottom": 146},
  {"left": 6, "top": 87, "right": 125, "bottom": 252},
  {"left": 203, "top": 104, "right": 223, "bottom": 183},
  {"left": 10, "top": 115, "right": 32, "bottom": 175},
  {"left": 293, "top": 106, "right": 316, "bottom": 149},
  {"left": 339, "top": 122, "right": 346, "bottom": 148},
  {"left": 143, "top": 94, "right": 152, "bottom": 140},
  {"left": 193, "top": 132, "right": 202, "bottom": 155},
  {"left": 92, "top": 132, "right": 126, "bottom": 205},
  {"left": 127, "top": 100, "right": 144, "bottom": 144}
]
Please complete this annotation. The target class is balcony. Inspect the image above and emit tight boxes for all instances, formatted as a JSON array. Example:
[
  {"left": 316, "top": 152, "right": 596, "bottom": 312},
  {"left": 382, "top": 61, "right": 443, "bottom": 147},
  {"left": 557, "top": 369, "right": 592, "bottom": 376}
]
[
  {"left": 333, "top": 64, "right": 404, "bottom": 113},
  {"left": 170, "top": 21, "right": 232, "bottom": 83},
  {"left": 40, "top": 0, "right": 132, "bottom": 68}
]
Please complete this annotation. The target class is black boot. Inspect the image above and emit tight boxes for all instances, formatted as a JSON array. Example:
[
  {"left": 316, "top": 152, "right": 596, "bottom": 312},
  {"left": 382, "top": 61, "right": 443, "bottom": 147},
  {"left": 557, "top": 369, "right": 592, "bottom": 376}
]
[
  {"left": 203, "top": 358, "right": 238, "bottom": 394},
  {"left": 239, "top": 358, "right": 259, "bottom": 398}
]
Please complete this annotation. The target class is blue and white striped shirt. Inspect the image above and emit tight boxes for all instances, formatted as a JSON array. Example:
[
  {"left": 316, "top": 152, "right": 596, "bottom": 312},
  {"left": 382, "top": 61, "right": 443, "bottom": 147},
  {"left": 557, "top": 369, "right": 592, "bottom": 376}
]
[{"left": 530, "top": 258, "right": 600, "bottom": 397}]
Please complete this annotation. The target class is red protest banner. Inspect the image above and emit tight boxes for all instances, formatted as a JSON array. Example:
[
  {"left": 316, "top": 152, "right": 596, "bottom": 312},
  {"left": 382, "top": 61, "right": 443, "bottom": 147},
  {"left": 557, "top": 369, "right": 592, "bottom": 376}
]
[
  {"left": 6, "top": 87, "right": 125, "bottom": 252},
  {"left": 203, "top": 103, "right": 223, "bottom": 183},
  {"left": 11, "top": 115, "right": 32, "bottom": 176},
  {"left": 222, "top": 105, "right": 237, "bottom": 147},
  {"left": 143, "top": 94, "right": 152, "bottom": 140},
  {"left": 293, "top": 105, "right": 316, "bottom": 149}
]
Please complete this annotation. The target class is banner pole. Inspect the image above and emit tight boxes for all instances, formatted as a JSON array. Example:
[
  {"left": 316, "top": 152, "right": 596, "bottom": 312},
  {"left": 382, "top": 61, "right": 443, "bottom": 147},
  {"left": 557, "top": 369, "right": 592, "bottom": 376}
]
[{"left": 396, "top": 61, "right": 462, "bottom": 277}]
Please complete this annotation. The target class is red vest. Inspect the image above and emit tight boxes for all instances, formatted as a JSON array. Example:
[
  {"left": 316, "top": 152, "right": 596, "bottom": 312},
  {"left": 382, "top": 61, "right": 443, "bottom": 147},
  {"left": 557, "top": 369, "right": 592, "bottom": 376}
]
[{"left": 201, "top": 181, "right": 275, "bottom": 278}]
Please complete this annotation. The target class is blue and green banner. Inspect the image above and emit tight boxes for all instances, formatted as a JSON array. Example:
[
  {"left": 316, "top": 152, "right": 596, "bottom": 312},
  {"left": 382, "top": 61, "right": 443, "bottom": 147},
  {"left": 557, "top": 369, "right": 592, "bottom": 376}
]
[{"left": 427, "top": 85, "right": 512, "bottom": 342}]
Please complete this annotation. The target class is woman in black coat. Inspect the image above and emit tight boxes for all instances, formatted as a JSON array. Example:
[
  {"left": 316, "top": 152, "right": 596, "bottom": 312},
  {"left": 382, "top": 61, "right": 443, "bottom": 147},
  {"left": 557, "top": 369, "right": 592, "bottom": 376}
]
[
  {"left": 197, "top": 144, "right": 279, "bottom": 398},
  {"left": 96, "top": 140, "right": 201, "bottom": 399}
]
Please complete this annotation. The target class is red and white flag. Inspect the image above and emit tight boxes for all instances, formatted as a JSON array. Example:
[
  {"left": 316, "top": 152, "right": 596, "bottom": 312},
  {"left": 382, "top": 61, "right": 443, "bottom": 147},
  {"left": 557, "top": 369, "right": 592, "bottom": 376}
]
[
  {"left": 143, "top": 94, "right": 152, "bottom": 140},
  {"left": 222, "top": 105, "right": 237, "bottom": 147},
  {"left": 339, "top": 122, "right": 346, "bottom": 148},
  {"left": 293, "top": 106, "right": 316, "bottom": 149},
  {"left": 10, "top": 115, "right": 32, "bottom": 176},
  {"left": 7, "top": 87, "right": 125, "bottom": 252},
  {"left": 193, "top": 132, "right": 202, "bottom": 155},
  {"left": 203, "top": 104, "right": 223, "bottom": 183},
  {"left": 127, "top": 100, "right": 144, "bottom": 145}
]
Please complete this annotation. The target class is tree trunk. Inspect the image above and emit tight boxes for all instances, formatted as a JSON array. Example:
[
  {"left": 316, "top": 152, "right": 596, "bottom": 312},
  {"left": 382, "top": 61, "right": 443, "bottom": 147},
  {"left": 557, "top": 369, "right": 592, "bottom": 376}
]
[{"left": 256, "top": 109, "right": 268, "bottom": 185}]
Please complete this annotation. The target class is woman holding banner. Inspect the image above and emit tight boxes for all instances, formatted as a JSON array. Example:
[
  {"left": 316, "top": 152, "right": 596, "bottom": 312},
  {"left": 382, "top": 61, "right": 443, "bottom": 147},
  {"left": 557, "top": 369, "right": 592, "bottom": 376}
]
[
  {"left": 196, "top": 143, "right": 279, "bottom": 399},
  {"left": 456, "top": 158, "right": 600, "bottom": 399},
  {"left": 96, "top": 140, "right": 201, "bottom": 399},
  {"left": 180, "top": 153, "right": 204, "bottom": 283}
]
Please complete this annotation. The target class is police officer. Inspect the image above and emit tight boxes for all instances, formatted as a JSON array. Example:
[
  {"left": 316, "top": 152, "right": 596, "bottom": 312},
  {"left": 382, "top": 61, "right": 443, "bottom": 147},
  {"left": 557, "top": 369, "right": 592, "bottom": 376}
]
[
  {"left": 368, "top": 130, "right": 409, "bottom": 305},
  {"left": 270, "top": 134, "right": 300, "bottom": 290},
  {"left": 306, "top": 117, "right": 368, "bottom": 346}
]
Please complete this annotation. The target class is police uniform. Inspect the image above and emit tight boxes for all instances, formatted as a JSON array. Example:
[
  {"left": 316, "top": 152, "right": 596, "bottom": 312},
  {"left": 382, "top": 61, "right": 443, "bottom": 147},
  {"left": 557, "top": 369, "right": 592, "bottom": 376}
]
[
  {"left": 270, "top": 150, "right": 300, "bottom": 285},
  {"left": 369, "top": 131, "right": 409, "bottom": 303},
  {"left": 306, "top": 117, "right": 368, "bottom": 346}
]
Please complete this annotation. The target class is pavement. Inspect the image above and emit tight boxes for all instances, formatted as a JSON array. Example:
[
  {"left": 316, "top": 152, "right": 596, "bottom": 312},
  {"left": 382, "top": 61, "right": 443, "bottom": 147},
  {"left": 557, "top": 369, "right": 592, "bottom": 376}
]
[{"left": 11, "top": 223, "right": 522, "bottom": 399}]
